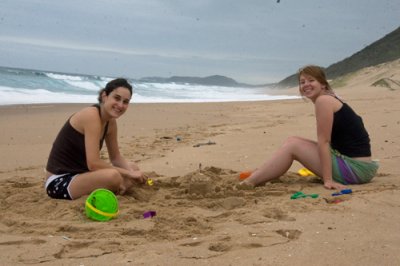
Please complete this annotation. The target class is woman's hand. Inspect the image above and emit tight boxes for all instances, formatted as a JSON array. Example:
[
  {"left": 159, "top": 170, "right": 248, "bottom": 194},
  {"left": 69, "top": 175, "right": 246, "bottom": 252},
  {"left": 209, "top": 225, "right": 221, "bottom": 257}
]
[
  {"left": 128, "top": 170, "right": 147, "bottom": 184},
  {"left": 324, "top": 180, "right": 347, "bottom": 190}
]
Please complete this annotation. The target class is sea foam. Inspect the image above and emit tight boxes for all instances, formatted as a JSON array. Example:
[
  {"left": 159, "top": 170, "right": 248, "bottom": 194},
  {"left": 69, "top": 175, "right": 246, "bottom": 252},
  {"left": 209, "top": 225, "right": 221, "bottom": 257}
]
[{"left": 0, "top": 67, "right": 298, "bottom": 105}]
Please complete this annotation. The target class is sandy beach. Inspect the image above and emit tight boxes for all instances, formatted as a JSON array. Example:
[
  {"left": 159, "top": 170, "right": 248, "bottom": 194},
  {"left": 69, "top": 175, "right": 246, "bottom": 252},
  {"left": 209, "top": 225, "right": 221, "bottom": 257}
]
[{"left": 1, "top": 60, "right": 400, "bottom": 265}]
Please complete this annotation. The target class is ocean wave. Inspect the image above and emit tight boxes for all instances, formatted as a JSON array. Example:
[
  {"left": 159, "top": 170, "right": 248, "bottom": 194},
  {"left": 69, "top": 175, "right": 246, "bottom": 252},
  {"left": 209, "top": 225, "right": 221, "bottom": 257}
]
[
  {"left": 45, "top": 73, "right": 85, "bottom": 81},
  {"left": 0, "top": 67, "right": 299, "bottom": 105},
  {"left": 0, "top": 86, "right": 96, "bottom": 105}
]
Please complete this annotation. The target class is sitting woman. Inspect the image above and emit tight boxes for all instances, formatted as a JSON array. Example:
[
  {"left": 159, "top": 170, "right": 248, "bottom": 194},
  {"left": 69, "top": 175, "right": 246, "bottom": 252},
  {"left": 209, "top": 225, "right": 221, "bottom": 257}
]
[
  {"left": 45, "top": 78, "right": 146, "bottom": 200},
  {"left": 241, "top": 65, "right": 378, "bottom": 190}
]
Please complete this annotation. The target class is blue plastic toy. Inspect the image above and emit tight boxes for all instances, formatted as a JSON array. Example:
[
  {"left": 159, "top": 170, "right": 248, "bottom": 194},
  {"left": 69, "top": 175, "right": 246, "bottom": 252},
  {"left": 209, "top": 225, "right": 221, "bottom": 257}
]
[{"left": 332, "top": 189, "right": 352, "bottom": 196}]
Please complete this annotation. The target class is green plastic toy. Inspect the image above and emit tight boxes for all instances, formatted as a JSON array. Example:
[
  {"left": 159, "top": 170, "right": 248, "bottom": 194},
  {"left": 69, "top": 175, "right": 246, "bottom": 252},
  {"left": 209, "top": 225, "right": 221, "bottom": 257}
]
[
  {"left": 85, "top": 189, "right": 119, "bottom": 221},
  {"left": 290, "top": 191, "right": 319, "bottom": 199}
]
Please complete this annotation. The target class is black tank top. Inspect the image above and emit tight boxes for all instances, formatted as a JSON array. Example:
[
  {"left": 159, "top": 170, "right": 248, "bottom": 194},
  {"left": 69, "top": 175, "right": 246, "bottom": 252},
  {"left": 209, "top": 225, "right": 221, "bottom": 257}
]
[
  {"left": 331, "top": 100, "right": 371, "bottom": 157},
  {"left": 46, "top": 104, "right": 109, "bottom": 174}
]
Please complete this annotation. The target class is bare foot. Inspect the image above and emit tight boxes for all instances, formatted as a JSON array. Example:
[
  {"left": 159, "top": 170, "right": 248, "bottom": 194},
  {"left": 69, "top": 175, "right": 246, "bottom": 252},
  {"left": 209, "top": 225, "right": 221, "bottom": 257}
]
[
  {"left": 236, "top": 181, "right": 255, "bottom": 190},
  {"left": 119, "top": 184, "right": 127, "bottom": 195}
]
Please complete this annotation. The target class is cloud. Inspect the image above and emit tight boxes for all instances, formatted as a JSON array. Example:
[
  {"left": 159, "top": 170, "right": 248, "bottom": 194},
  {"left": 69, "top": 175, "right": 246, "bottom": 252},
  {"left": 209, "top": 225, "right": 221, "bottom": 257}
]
[
  {"left": 0, "top": 35, "right": 297, "bottom": 63},
  {"left": 0, "top": 1, "right": 399, "bottom": 83}
]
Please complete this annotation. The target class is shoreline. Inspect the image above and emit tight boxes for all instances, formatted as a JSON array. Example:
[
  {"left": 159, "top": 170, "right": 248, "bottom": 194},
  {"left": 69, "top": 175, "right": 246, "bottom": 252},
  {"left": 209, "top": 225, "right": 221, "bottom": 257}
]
[{"left": 0, "top": 95, "right": 300, "bottom": 108}]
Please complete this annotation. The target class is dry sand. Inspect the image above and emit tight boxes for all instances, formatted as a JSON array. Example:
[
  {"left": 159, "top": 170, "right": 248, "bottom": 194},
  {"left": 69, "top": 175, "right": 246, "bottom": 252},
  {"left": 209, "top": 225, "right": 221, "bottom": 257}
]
[{"left": 1, "top": 60, "right": 399, "bottom": 265}]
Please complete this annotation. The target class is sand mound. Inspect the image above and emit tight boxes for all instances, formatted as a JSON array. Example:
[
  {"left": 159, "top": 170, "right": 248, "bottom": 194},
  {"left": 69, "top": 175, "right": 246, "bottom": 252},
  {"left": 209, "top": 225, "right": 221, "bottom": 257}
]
[
  {"left": 372, "top": 78, "right": 400, "bottom": 90},
  {"left": 1, "top": 165, "right": 364, "bottom": 264}
]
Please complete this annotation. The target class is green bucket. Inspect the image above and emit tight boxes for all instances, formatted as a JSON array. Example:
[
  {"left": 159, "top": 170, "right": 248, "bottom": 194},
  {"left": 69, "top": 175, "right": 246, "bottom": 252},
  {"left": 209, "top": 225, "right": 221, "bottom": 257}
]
[{"left": 85, "top": 189, "right": 119, "bottom": 221}]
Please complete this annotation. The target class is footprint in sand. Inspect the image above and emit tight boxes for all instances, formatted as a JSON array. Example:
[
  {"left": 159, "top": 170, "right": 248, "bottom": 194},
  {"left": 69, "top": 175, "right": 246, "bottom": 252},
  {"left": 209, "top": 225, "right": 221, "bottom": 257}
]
[
  {"left": 55, "top": 241, "right": 112, "bottom": 259},
  {"left": 276, "top": 229, "right": 302, "bottom": 240},
  {"left": 242, "top": 242, "right": 264, "bottom": 248},
  {"left": 208, "top": 242, "right": 232, "bottom": 252},
  {"left": 179, "top": 240, "right": 203, "bottom": 247},
  {"left": 8, "top": 180, "right": 39, "bottom": 188},
  {"left": 219, "top": 197, "right": 246, "bottom": 210},
  {"left": 262, "top": 208, "right": 296, "bottom": 221},
  {"left": 0, "top": 239, "right": 46, "bottom": 246}
]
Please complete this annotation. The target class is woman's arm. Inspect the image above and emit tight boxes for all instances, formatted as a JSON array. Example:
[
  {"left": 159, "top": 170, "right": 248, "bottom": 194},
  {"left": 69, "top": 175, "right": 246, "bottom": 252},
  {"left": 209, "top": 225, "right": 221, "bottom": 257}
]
[
  {"left": 79, "top": 108, "right": 113, "bottom": 171},
  {"left": 314, "top": 96, "right": 344, "bottom": 189},
  {"left": 105, "top": 120, "right": 133, "bottom": 169},
  {"left": 105, "top": 120, "right": 145, "bottom": 182},
  {"left": 77, "top": 110, "right": 144, "bottom": 184}
]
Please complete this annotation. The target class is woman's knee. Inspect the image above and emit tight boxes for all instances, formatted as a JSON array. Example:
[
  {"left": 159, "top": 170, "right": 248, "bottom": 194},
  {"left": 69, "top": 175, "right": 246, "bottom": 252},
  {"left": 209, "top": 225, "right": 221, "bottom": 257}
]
[
  {"left": 101, "top": 169, "right": 123, "bottom": 190},
  {"left": 281, "top": 136, "right": 303, "bottom": 149},
  {"left": 281, "top": 136, "right": 315, "bottom": 156}
]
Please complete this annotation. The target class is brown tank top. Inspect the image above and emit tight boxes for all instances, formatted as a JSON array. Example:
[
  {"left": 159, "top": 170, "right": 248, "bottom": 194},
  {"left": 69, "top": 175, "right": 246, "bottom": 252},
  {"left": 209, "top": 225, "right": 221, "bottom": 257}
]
[
  {"left": 331, "top": 98, "right": 371, "bottom": 157},
  {"left": 46, "top": 105, "right": 109, "bottom": 174}
]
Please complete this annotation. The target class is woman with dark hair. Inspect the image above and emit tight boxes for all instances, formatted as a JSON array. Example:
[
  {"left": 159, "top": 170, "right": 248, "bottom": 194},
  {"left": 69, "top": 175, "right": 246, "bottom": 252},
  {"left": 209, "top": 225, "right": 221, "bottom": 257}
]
[
  {"left": 241, "top": 65, "right": 378, "bottom": 190},
  {"left": 45, "top": 78, "right": 146, "bottom": 200}
]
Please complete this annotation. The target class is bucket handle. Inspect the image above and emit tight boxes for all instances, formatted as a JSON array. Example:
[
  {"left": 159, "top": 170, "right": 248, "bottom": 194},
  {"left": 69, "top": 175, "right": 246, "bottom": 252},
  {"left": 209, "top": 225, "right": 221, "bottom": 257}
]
[{"left": 85, "top": 201, "right": 119, "bottom": 218}]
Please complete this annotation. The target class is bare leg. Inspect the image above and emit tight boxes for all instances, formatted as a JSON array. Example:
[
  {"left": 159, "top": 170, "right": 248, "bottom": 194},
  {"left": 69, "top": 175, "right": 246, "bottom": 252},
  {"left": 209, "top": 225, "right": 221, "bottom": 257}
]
[
  {"left": 243, "top": 136, "right": 323, "bottom": 186},
  {"left": 68, "top": 168, "right": 123, "bottom": 199},
  {"left": 68, "top": 162, "right": 144, "bottom": 199}
]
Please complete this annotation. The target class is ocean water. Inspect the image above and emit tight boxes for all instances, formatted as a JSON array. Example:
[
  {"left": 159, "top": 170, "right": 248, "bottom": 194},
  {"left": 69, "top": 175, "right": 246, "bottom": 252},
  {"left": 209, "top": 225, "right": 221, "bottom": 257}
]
[{"left": 0, "top": 67, "right": 298, "bottom": 106}]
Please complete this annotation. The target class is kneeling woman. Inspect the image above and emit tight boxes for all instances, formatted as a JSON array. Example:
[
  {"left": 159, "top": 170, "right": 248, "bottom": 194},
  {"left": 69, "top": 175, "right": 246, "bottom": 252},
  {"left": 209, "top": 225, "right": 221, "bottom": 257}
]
[{"left": 45, "top": 78, "right": 146, "bottom": 200}]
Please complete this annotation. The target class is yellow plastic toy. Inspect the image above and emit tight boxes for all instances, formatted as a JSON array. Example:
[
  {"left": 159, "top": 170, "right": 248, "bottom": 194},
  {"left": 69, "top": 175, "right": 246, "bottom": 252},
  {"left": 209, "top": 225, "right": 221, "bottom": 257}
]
[
  {"left": 147, "top": 178, "right": 154, "bottom": 186},
  {"left": 297, "top": 167, "right": 315, "bottom": 177}
]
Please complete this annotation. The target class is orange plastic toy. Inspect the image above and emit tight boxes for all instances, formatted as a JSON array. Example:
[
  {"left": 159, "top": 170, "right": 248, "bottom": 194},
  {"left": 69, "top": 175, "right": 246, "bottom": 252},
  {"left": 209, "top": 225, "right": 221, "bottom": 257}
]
[{"left": 239, "top": 171, "right": 252, "bottom": 180}]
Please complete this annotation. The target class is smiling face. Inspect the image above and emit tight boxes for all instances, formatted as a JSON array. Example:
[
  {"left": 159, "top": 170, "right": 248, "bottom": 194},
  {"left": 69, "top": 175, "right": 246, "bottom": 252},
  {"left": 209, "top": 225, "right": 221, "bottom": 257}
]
[
  {"left": 102, "top": 86, "right": 132, "bottom": 118},
  {"left": 298, "top": 65, "right": 332, "bottom": 102},
  {"left": 299, "top": 74, "right": 325, "bottom": 101}
]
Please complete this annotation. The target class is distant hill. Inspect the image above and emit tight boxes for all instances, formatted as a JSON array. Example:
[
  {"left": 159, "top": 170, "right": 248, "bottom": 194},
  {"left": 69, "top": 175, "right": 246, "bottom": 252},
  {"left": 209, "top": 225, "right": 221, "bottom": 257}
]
[
  {"left": 138, "top": 75, "right": 270, "bottom": 87},
  {"left": 278, "top": 26, "right": 400, "bottom": 88}
]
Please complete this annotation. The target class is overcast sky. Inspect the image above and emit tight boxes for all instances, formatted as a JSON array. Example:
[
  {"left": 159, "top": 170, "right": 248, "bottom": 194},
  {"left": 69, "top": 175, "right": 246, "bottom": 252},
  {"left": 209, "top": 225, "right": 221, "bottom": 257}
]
[{"left": 0, "top": 0, "right": 399, "bottom": 84}]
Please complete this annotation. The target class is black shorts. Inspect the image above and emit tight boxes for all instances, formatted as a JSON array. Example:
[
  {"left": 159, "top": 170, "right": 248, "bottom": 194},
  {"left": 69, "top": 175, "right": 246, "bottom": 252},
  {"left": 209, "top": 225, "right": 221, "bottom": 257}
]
[{"left": 45, "top": 173, "right": 77, "bottom": 200}]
